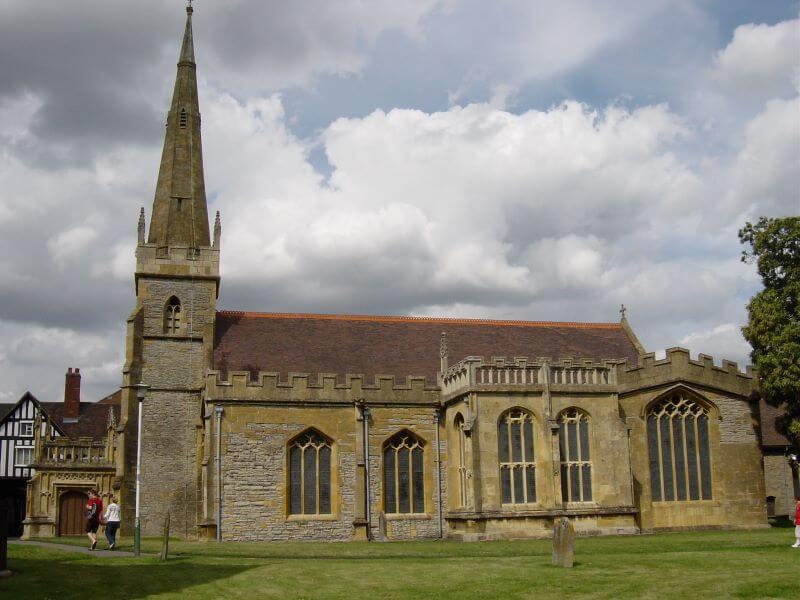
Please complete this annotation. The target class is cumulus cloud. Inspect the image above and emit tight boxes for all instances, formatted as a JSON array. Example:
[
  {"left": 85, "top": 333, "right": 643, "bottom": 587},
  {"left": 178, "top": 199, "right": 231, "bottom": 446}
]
[
  {"left": 679, "top": 323, "right": 752, "bottom": 369},
  {"left": 713, "top": 19, "right": 800, "bottom": 100}
]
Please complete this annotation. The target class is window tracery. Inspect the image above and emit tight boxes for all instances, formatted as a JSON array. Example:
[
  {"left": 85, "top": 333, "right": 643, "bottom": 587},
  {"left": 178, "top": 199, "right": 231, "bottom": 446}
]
[
  {"left": 498, "top": 408, "right": 536, "bottom": 505},
  {"left": 558, "top": 408, "right": 592, "bottom": 502},
  {"left": 647, "top": 392, "right": 712, "bottom": 501},
  {"left": 288, "top": 429, "right": 332, "bottom": 515},
  {"left": 383, "top": 432, "right": 425, "bottom": 514}
]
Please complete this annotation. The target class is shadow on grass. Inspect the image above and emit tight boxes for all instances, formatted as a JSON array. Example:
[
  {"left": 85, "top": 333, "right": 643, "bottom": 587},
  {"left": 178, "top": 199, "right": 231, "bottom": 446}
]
[{"left": 0, "top": 551, "right": 255, "bottom": 600}]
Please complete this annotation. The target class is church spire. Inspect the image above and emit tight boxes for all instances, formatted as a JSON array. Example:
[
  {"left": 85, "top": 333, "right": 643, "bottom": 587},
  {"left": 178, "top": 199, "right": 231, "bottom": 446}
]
[{"left": 147, "top": 4, "right": 210, "bottom": 249}]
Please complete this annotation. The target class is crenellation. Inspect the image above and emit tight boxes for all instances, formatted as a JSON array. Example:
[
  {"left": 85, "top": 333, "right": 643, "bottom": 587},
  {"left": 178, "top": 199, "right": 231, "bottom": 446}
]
[{"left": 616, "top": 346, "right": 753, "bottom": 398}]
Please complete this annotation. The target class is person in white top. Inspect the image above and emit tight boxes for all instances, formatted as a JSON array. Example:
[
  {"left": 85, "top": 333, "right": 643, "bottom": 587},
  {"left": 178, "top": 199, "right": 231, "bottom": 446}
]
[{"left": 102, "top": 497, "right": 121, "bottom": 550}]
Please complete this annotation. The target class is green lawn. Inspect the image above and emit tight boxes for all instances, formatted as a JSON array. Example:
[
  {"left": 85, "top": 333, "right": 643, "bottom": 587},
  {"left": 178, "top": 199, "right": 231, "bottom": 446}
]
[{"left": 3, "top": 529, "right": 799, "bottom": 599}]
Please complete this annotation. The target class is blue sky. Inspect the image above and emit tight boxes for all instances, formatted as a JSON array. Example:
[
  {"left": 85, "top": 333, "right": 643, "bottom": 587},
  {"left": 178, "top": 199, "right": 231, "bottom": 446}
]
[{"left": 0, "top": 0, "right": 797, "bottom": 402}]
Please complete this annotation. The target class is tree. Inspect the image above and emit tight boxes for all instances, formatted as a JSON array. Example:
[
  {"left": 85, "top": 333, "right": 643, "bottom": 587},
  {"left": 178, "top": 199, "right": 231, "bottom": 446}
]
[{"left": 739, "top": 216, "right": 800, "bottom": 445}]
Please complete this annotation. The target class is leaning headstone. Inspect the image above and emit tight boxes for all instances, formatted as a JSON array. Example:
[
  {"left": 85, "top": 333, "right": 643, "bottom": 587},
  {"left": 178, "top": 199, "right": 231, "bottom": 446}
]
[
  {"left": 552, "top": 516, "right": 574, "bottom": 568},
  {"left": 0, "top": 506, "right": 12, "bottom": 578}
]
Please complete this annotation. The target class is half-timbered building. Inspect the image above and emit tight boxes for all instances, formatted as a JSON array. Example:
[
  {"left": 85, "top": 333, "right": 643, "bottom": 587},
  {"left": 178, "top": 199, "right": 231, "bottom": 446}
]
[
  {"left": 1, "top": 369, "right": 119, "bottom": 537},
  {"left": 0, "top": 392, "right": 60, "bottom": 536}
]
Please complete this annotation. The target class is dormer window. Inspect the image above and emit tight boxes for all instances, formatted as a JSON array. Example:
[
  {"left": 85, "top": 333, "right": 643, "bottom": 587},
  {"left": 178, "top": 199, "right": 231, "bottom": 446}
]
[
  {"left": 165, "top": 296, "right": 182, "bottom": 334},
  {"left": 179, "top": 108, "right": 187, "bottom": 128}
]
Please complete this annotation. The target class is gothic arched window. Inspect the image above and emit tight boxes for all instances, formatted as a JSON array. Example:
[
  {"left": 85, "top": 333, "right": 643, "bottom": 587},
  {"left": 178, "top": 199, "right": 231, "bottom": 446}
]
[
  {"left": 179, "top": 107, "right": 187, "bottom": 128},
  {"left": 498, "top": 408, "right": 536, "bottom": 505},
  {"left": 454, "top": 413, "right": 468, "bottom": 508},
  {"left": 647, "top": 391, "right": 713, "bottom": 501},
  {"left": 164, "top": 296, "right": 181, "bottom": 334},
  {"left": 558, "top": 408, "right": 592, "bottom": 502},
  {"left": 383, "top": 431, "right": 425, "bottom": 514},
  {"left": 288, "top": 429, "right": 332, "bottom": 515}
]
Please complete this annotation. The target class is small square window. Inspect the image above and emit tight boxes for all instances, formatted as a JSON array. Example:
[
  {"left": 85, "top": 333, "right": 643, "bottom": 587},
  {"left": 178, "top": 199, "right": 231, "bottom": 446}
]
[
  {"left": 15, "top": 446, "right": 34, "bottom": 467},
  {"left": 19, "top": 421, "right": 33, "bottom": 437}
]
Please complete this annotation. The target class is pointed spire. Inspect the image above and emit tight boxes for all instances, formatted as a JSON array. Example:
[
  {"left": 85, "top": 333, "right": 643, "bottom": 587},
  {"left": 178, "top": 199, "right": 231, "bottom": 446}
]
[
  {"left": 107, "top": 405, "right": 117, "bottom": 430},
  {"left": 439, "top": 331, "right": 448, "bottom": 373},
  {"left": 180, "top": 4, "right": 195, "bottom": 65},
  {"left": 147, "top": 4, "right": 210, "bottom": 249},
  {"left": 213, "top": 210, "right": 221, "bottom": 247},
  {"left": 137, "top": 207, "right": 146, "bottom": 244}
]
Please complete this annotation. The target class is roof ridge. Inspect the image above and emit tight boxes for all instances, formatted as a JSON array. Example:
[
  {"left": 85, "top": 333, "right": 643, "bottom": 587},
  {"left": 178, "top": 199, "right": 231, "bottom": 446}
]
[{"left": 216, "top": 310, "right": 622, "bottom": 330}]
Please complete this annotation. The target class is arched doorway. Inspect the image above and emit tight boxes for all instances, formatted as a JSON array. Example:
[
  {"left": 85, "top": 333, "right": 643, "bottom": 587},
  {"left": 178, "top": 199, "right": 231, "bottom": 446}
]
[{"left": 58, "top": 490, "right": 88, "bottom": 536}]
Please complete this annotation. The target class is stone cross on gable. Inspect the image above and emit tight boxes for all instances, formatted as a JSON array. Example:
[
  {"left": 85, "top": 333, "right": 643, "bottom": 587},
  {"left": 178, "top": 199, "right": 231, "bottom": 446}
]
[{"left": 620, "top": 304, "right": 627, "bottom": 320}]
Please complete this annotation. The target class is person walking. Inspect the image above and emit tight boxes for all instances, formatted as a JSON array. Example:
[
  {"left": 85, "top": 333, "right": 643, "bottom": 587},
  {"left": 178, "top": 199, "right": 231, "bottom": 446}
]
[
  {"left": 793, "top": 496, "right": 800, "bottom": 548},
  {"left": 85, "top": 489, "right": 103, "bottom": 551},
  {"left": 103, "top": 496, "right": 121, "bottom": 550}
]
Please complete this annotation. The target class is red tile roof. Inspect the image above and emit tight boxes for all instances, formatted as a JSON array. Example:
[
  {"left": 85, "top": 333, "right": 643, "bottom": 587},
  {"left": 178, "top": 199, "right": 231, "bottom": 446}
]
[
  {"left": 213, "top": 311, "right": 640, "bottom": 385},
  {"left": 41, "top": 400, "right": 119, "bottom": 441}
]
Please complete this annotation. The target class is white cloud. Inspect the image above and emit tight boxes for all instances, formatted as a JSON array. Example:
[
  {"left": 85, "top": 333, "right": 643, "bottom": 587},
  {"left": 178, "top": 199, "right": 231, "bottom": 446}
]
[
  {"left": 679, "top": 323, "right": 751, "bottom": 368},
  {"left": 713, "top": 19, "right": 800, "bottom": 100},
  {"left": 47, "top": 225, "right": 98, "bottom": 266},
  {"left": 726, "top": 97, "right": 800, "bottom": 219}
]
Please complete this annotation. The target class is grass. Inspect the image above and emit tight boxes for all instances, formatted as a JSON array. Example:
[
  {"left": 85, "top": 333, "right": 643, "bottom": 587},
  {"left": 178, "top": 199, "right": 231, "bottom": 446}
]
[{"left": 3, "top": 528, "right": 799, "bottom": 599}]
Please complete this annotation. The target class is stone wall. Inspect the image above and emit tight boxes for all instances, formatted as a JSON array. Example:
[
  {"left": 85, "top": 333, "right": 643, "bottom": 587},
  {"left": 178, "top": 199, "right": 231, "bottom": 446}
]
[
  {"left": 138, "top": 391, "right": 201, "bottom": 536},
  {"left": 763, "top": 453, "right": 797, "bottom": 517},
  {"left": 213, "top": 402, "right": 446, "bottom": 541}
]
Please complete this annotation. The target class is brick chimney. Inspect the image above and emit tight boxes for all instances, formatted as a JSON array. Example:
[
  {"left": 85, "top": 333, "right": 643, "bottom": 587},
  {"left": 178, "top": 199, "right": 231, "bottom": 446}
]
[{"left": 64, "top": 367, "right": 81, "bottom": 419}]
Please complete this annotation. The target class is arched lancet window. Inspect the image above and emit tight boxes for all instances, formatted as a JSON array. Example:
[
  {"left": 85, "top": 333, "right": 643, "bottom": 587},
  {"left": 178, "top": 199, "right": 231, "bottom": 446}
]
[
  {"left": 559, "top": 408, "right": 592, "bottom": 502},
  {"left": 498, "top": 408, "right": 535, "bottom": 505},
  {"left": 179, "top": 107, "right": 187, "bottom": 128},
  {"left": 383, "top": 431, "right": 424, "bottom": 514},
  {"left": 647, "top": 391, "right": 712, "bottom": 502},
  {"left": 454, "top": 413, "right": 468, "bottom": 508},
  {"left": 288, "top": 429, "right": 332, "bottom": 515},
  {"left": 164, "top": 296, "right": 181, "bottom": 334}
]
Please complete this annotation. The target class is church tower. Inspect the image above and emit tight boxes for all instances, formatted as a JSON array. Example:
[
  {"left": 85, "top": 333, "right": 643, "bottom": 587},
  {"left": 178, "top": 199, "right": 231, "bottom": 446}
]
[{"left": 119, "top": 5, "right": 220, "bottom": 538}]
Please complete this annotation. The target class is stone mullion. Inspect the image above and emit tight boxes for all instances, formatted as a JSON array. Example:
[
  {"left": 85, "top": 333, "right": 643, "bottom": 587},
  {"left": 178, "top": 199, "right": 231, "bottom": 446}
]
[
  {"left": 693, "top": 415, "right": 702, "bottom": 498},
  {"left": 393, "top": 446, "right": 400, "bottom": 514},
  {"left": 655, "top": 409, "right": 665, "bottom": 501},
  {"left": 668, "top": 416, "right": 678, "bottom": 501},
  {"left": 680, "top": 415, "right": 690, "bottom": 501}
]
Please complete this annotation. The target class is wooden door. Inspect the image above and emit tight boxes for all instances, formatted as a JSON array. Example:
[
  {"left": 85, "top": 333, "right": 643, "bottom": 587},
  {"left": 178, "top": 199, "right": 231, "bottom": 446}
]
[{"left": 58, "top": 491, "right": 87, "bottom": 536}]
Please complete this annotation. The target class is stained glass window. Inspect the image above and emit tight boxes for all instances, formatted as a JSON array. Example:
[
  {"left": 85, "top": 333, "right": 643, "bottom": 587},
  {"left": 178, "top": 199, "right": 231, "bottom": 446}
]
[
  {"left": 384, "top": 432, "right": 425, "bottom": 514},
  {"left": 498, "top": 409, "right": 535, "bottom": 505},
  {"left": 288, "top": 430, "right": 332, "bottom": 515}
]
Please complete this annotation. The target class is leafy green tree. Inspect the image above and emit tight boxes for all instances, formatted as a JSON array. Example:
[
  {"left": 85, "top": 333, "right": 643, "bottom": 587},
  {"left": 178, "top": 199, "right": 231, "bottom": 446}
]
[{"left": 739, "top": 216, "right": 800, "bottom": 445}]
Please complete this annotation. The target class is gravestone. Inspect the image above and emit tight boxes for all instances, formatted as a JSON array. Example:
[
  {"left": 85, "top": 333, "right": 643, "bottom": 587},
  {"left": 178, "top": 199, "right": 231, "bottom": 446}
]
[{"left": 552, "top": 516, "right": 574, "bottom": 568}]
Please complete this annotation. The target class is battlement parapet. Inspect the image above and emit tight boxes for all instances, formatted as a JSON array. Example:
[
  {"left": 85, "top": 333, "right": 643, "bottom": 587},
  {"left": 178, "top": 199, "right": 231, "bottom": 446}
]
[
  {"left": 616, "top": 347, "right": 755, "bottom": 398},
  {"left": 441, "top": 356, "right": 620, "bottom": 400},
  {"left": 204, "top": 370, "right": 440, "bottom": 406}
]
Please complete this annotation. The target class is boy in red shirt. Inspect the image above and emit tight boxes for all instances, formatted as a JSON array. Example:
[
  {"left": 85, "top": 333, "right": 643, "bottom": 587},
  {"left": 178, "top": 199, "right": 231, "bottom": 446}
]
[{"left": 85, "top": 489, "right": 103, "bottom": 551}]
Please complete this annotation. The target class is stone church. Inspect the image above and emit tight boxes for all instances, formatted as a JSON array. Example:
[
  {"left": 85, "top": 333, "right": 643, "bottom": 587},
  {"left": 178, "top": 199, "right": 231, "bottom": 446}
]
[{"left": 104, "top": 6, "right": 767, "bottom": 541}]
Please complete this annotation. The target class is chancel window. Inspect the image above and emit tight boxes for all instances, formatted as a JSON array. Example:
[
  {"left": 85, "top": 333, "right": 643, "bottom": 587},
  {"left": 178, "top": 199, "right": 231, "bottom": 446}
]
[
  {"left": 288, "top": 430, "right": 332, "bottom": 515},
  {"left": 164, "top": 296, "right": 182, "bottom": 334},
  {"left": 454, "top": 414, "right": 468, "bottom": 508},
  {"left": 383, "top": 432, "right": 425, "bottom": 514},
  {"left": 498, "top": 408, "right": 536, "bottom": 504},
  {"left": 647, "top": 392, "right": 712, "bottom": 501},
  {"left": 559, "top": 409, "right": 592, "bottom": 502}
]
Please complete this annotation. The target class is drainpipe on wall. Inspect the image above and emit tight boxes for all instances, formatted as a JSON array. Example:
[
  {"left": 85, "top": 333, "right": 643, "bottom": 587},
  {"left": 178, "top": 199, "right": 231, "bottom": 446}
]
[
  {"left": 433, "top": 408, "right": 443, "bottom": 539},
  {"left": 214, "top": 404, "right": 223, "bottom": 543},
  {"left": 362, "top": 405, "right": 372, "bottom": 541}
]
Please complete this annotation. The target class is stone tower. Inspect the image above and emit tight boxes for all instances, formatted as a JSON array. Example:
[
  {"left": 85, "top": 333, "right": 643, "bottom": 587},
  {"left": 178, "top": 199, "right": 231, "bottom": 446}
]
[{"left": 119, "top": 5, "right": 220, "bottom": 538}]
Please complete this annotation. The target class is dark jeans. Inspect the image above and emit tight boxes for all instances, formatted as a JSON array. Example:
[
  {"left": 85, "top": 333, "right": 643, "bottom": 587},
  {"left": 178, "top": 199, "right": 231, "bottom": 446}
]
[{"left": 105, "top": 522, "right": 120, "bottom": 547}]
